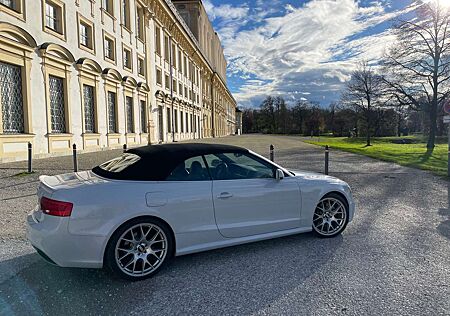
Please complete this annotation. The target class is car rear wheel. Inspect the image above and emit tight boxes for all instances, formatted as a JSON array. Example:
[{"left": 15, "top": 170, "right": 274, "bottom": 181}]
[
  {"left": 105, "top": 217, "right": 173, "bottom": 281},
  {"left": 312, "top": 193, "right": 349, "bottom": 238}
]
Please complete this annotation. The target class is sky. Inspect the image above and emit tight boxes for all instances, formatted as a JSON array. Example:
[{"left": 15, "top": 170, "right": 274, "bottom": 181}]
[{"left": 203, "top": 0, "right": 415, "bottom": 108}]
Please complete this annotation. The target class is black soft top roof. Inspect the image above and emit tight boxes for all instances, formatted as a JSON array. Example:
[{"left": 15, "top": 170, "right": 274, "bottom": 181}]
[
  {"left": 129, "top": 143, "right": 246, "bottom": 158},
  {"left": 93, "top": 143, "right": 248, "bottom": 181}
]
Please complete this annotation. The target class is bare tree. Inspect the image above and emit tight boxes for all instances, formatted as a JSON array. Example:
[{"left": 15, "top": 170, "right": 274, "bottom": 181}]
[
  {"left": 383, "top": 0, "right": 450, "bottom": 150},
  {"left": 341, "top": 61, "right": 385, "bottom": 146}
]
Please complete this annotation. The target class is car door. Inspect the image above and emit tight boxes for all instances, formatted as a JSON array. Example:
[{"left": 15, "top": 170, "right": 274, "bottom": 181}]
[
  {"left": 205, "top": 152, "right": 301, "bottom": 238},
  {"left": 152, "top": 156, "right": 216, "bottom": 238}
]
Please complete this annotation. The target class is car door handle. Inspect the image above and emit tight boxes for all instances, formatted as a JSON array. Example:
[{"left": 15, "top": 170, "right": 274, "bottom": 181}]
[{"left": 217, "top": 192, "right": 233, "bottom": 199}]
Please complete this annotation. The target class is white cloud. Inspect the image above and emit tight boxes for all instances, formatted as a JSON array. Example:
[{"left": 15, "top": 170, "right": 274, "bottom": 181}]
[
  {"left": 206, "top": 0, "right": 414, "bottom": 108},
  {"left": 203, "top": 0, "right": 249, "bottom": 21}
]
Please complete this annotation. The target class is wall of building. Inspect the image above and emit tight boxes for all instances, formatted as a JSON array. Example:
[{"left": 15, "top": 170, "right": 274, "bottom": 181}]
[
  {"left": 0, "top": 0, "right": 236, "bottom": 162},
  {"left": 172, "top": 0, "right": 227, "bottom": 84}
]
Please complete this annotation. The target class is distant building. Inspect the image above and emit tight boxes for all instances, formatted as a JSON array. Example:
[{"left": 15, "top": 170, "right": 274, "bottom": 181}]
[
  {"left": 0, "top": 0, "right": 236, "bottom": 162},
  {"left": 235, "top": 108, "right": 243, "bottom": 135}
]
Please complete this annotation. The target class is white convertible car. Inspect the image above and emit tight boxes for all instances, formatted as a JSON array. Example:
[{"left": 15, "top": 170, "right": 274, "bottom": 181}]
[{"left": 27, "top": 143, "right": 355, "bottom": 280}]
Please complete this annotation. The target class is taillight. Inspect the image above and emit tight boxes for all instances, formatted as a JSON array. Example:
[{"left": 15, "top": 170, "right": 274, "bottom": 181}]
[{"left": 40, "top": 197, "right": 73, "bottom": 217}]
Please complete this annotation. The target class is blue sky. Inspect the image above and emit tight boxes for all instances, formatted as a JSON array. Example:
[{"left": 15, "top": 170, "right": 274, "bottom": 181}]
[{"left": 203, "top": 0, "right": 414, "bottom": 108}]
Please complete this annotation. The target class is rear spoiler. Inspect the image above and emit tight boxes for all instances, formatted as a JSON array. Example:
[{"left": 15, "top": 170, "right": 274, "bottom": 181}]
[
  {"left": 38, "top": 175, "right": 56, "bottom": 197},
  {"left": 39, "top": 175, "right": 56, "bottom": 190}
]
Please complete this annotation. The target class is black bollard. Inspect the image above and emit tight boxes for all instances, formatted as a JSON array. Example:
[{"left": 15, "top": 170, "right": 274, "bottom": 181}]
[
  {"left": 325, "top": 145, "right": 329, "bottom": 175},
  {"left": 27, "top": 142, "right": 32, "bottom": 173},
  {"left": 269, "top": 144, "right": 274, "bottom": 162},
  {"left": 73, "top": 143, "right": 78, "bottom": 172},
  {"left": 123, "top": 144, "right": 127, "bottom": 153}
]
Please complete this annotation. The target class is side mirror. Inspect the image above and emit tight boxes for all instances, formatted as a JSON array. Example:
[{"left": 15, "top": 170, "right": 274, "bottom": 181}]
[{"left": 275, "top": 169, "right": 284, "bottom": 181}]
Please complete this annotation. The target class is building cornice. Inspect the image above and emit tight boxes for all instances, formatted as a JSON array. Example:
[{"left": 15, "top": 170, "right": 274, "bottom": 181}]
[{"left": 146, "top": 0, "right": 236, "bottom": 105}]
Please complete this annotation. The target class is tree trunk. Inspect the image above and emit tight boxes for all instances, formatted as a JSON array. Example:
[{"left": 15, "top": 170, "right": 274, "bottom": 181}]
[
  {"left": 366, "top": 100, "right": 371, "bottom": 146},
  {"left": 366, "top": 107, "right": 372, "bottom": 146},
  {"left": 427, "top": 102, "right": 437, "bottom": 150},
  {"left": 299, "top": 114, "right": 303, "bottom": 135},
  {"left": 428, "top": 63, "right": 439, "bottom": 150},
  {"left": 366, "top": 116, "right": 371, "bottom": 146}
]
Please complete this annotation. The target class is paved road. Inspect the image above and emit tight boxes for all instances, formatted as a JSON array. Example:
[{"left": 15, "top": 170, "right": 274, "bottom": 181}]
[{"left": 0, "top": 135, "right": 449, "bottom": 315}]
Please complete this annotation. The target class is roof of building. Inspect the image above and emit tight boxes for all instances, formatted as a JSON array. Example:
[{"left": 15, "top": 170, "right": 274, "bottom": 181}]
[
  {"left": 92, "top": 143, "right": 247, "bottom": 181},
  {"left": 163, "top": 0, "right": 236, "bottom": 104}
]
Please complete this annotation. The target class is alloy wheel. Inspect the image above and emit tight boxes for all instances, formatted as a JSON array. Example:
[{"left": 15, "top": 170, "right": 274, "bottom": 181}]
[
  {"left": 312, "top": 197, "right": 347, "bottom": 236},
  {"left": 115, "top": 223, "right": 168, "bottom": 277}
]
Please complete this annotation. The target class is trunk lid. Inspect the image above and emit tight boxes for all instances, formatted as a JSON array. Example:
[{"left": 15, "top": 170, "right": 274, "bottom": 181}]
[{"left": 39, "top": 171, "right": 106, "bottom": 192}]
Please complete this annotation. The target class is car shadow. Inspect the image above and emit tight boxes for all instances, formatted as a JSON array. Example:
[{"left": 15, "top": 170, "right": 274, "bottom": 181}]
[{"left": 0, "top": 232, "right": 344, "bottom": 315}]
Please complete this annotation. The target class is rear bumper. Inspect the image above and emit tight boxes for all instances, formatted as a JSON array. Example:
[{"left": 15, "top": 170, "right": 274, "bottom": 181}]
[
  {"left": 32, "top": 245, "right": 58, "bottom": 265},
  {"left": 26, "top": 210, "right": 106, "bottom": 269}
]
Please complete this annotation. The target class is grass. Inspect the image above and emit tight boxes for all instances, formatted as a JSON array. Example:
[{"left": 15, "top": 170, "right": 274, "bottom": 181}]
[
  {"left": 13, "top": 171, "right": 35, "bottom": 177},
  {"left": 304, "top": 136, "right": 447, "bottom": 177}
]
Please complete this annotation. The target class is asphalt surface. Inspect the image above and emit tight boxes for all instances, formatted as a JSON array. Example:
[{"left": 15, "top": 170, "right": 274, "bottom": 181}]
[{"left": 0, "top": 135, "right": 449, "bottom": 315}]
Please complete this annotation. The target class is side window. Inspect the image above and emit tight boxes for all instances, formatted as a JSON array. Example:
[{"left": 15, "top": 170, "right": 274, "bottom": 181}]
[
  {"left": 204, "top": 153, "right": 275, "bottom": 180},
  {"left": 166, "top": 156, "right": 210, "bottom": 181}
]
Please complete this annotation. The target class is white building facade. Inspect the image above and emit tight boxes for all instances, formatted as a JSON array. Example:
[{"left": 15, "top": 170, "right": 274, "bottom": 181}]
[{"left": 0, "top": 0, "right": 236, "bottom": 162}]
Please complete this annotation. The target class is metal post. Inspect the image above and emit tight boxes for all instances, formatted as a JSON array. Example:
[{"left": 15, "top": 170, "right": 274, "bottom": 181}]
[
  {"left": 270, "top": 144, "right": 274, "bottom": 162},
  {"left": 444, "top": 112, "right": 450, "bottom": 177},
  {"left": 72, "top": 144, "right": 78, "bottom": 172},
  {"left": 325, "top": 145, "right": 329, "bottom": 175},
  {"left": 448, "top": 125, "right": 450, "bottom": 178},
  {"left": 123, "top": 144, "right": 127, "bottom": 153},
  {"left": 27, "top": 142, "right": 32, "bottom": 173}
]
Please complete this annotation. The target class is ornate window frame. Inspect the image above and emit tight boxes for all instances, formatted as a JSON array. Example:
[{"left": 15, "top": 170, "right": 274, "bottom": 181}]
[
  {"left": 77, "top": 13, "right": 96, "bottom": 55},
  {"left": 122, "top": 76, "right": 137, "bottom": 144},
  {"left": 154, "top": 25, "right": 162, "bottom": 57},
  {"left": 122, "top": 43, "right": 133, "bottom": 72},
  {"left": 0, "top": 0, "right": 25, "bottom": 21},
  {"left": 103, "top": 30, "right": 116, "bottom": 64},
  {"left": 120, "top": 0, "right": 132, "bottom": 35},
  {"left": 0, "top": 23, "right": 35, "bottom": 159},
  {"left": 102, "top": 68, "right": 122, "bottom": 148},
  {"left": 39, "top": 42, "right": 75, "bottom": 153},
  {"left": 41, "top": 0, "right": 66, "bottom": 42},
  {"left": 135, "top": 1, "right": 145, "bottom": 43},
  {"left": 137, "top": 53, "right": 145, "bottom": 78},
  {"left": 101, "top": 0, "right": 114, "bottom": 17},
  {"left": 137, "top": 82, "right": 150, "bottom": 141},
  {"left": 100, "top": 0, "right": 116, "bottom": 31},
  {"left": 75, "top": 58, "right": 102, "bottom": 149},
  {"left": 155, "top": 67, "right": 162, "bottom": 86}
]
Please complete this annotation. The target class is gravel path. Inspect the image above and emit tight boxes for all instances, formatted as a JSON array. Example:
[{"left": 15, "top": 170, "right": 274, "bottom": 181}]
[{"left": 0, "top": 135, "right": 449, "bottom": 315}]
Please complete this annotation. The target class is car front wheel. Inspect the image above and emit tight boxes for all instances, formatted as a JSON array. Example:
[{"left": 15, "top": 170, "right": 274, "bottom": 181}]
[
  {"left": 105, "top": 217, "right": 173, "bottom": 281},
  {"left": 312, "top": 193, "right": 349, "bottom": 238}
]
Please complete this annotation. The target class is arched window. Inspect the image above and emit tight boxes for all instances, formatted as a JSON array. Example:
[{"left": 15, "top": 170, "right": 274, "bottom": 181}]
[
  {"left": 122, "top": 76, "right": 137, "bottom": 145},
  {"left": 76, "top": 58, "right": 102, "bottom": 149},
  {"left": 102, "top": 68, "right": 122, "bottom": 148},
  {"left": 0, "top": 23, "right": 36, "bottom": 159},
  {"left": 39, "top": 43, "right": 75, "bottom": 153}
]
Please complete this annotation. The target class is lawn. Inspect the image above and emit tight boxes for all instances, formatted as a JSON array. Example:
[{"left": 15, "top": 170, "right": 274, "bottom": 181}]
[{"left": 304, "top": 136, "right": 447, "bottom": 177}]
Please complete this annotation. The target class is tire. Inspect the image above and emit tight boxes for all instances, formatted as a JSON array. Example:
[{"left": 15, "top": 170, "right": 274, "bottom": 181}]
[
  {"left": 312, "top": 193, "right": 349, "bottom": 238},
  {"left": 104, "top": 217, "right": 174, "bottom": 281}
]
